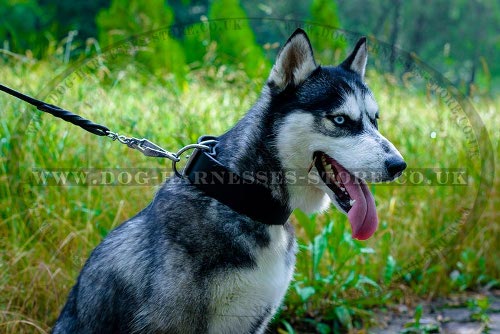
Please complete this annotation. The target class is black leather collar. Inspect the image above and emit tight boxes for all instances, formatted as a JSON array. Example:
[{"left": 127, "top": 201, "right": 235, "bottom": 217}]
[{"left": 183, "top": 137, "right": 291, "bottom": 225}]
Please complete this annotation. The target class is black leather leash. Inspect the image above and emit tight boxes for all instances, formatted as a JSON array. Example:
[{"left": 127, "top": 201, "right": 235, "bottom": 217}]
[
  {"left": 1, "top": 84, "right": 109, "bottom": 136},
  {"left": 1, "top": 84, "right": 291, "bottom": 225}
]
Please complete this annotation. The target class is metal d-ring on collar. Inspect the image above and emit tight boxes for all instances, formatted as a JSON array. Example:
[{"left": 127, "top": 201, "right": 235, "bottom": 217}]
[{"left": 172, "top": 139, "right": 218, "bottom": 178}]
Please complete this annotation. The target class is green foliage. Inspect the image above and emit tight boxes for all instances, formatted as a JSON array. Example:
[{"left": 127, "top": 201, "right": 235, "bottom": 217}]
[
  {"left": 96, "top": 0, "right": 187, "bottom": 80},
  {"left": 182, "top": 21, "right": 211, "bottom": 67},
  {"left": 1, "top": 0, "right": 499, "bottom": 94},
  {"left": 308, "top": 0, "right": 347, "bottom": 63},
  {"left": 208, "top": 0, "right": 270, "bottom": 78},
  {"left": 280, "top": 212, "right": 387, "bottom": 330},
  {"left": 39, "top": 0, "right": 109, "bottom": 43},
  {"left": 0, "top": 0, "right": 109, "bottom": 59},
  {"left": 449, "top": 248, "right": 499, "bottom": 291},
  {"left": 337, "top": 0, "right": 500, "bottom": 94},
  {"left": 401, "top": 304, "right": 440, "bottom": 333},
  {"left": 311, "top": 0, "right": 341, "bottom": 28},
  {"left": 0, "top": 0, "right": 48, "bottom": 56},
  {"left": 467, "top": 296, "right": 490, "bottom": 323},
  {"left": 414, "top": 304, "right": 423, "bottom": 327}
]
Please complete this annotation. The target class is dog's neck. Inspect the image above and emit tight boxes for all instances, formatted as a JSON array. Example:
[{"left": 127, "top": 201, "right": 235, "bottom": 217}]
[
  {"left": 215, "top": 88, "right": 290, "bottom": 206},
  {"left": 215, "top": 87, "right": 331, "bottom": 215}
]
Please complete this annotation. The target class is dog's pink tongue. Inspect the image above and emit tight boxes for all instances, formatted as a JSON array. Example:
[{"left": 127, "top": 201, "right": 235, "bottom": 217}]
[{"left": 338, "top": 171, "right": 378, "bottom": 240}]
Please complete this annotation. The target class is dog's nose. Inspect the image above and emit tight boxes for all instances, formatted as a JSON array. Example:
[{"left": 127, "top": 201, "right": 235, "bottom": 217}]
[{"left": 385, "top": 157, "right": 407, "bottom": 178}]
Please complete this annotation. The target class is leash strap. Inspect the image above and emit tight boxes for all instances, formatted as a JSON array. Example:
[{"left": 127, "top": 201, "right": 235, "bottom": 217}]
[
  {"left": 0, "top": 84, "right": 110, "bottom": 136},
  {"left": 184, "top": 139, "right": 292, "bottom": 225}
]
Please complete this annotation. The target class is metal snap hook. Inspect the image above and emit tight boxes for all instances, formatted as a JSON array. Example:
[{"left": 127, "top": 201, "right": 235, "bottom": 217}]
[{"left": 172, "top": 141, "right": 218, "bottom": 178}]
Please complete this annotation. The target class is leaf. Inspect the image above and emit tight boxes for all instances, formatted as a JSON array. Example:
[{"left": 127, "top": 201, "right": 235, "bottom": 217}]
[
  {"left": 334, "top": 306, "right": 352, "bottom": 329},
  {"left": 280, "top": 320, "right": 295, "bottom": 334},
  {"left": 95, "top": 222, "right": 109, "bottom": 238},
  {"left": 312, "top": 235, "right": 326, "bottom": 278},
  {"left": 476, "top": 296, "right": 489, "bottom": 311},
  {"left": 341, "top": 271, "right": 356, "bottom": 289},
  {"left": 360, "top": 247, "right": 375, "bottom": 254},
  {"left": 414, "top": 304, "right": 423, "bottom": 326},
  {"left": 384, "top": 255, "right": 396, "bottom": 284},
  {"left": 295, "top": 285, "right": 315, "bottom": 302},
  {"left": 294, "top": 209, "right": 316, "bottom": 242},
  {"left": 356, "top": 275, "right": 381, "bottom": 290},
  {"left": 342, "top": 230, "right": 355, "bottom": 245},
  {"left": 312, "top": 222, "right": 333, "bottom": 278},
  {"left": 315, "top": 322, "right": 331, "bottom": 334},
  {"left": 422, "top": 323, "right": 441, "bottom": 332}
]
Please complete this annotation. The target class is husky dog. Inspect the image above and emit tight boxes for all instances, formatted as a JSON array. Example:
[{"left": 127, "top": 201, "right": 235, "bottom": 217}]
[{"left": 52, "top": 29, "right": 406, "bottom": 333}]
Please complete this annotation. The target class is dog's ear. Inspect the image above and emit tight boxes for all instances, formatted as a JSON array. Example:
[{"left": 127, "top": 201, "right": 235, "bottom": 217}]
[
  {"left": 268, "top": 28, "right": 318, "bottom": 91},
  {"left": 340, "top": 37, "right": 368, "bottom": 79}
]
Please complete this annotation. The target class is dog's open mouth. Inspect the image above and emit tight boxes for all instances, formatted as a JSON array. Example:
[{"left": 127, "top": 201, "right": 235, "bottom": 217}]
[{"left": 313, "top": 151, "right": 378, "bottom": 240}]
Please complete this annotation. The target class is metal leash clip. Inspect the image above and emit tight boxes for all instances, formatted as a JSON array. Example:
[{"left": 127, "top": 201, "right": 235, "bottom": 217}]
[
  {"left": 136, "top": 139, "right": 180, "bottom": 160},
  {"left": 172, "top": 139, "right": 218, "bottom": 178},
  {"left": 107, "top": 131, "right": 180, "bottom": 161}
]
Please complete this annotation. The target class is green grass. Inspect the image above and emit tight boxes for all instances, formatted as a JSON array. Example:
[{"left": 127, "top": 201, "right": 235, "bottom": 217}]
[{"left": 0, "top": 58, "right": 498, "bottom": 333}]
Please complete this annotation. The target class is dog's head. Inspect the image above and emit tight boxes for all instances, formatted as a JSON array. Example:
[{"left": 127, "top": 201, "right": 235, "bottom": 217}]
[{"left": 268, "top": 29, "right": 406, "bottom": 240}]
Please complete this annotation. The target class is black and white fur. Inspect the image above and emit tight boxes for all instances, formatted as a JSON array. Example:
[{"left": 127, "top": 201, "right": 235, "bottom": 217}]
[{"left": 52, "top": 29, "right": 404, "bottom": 333}]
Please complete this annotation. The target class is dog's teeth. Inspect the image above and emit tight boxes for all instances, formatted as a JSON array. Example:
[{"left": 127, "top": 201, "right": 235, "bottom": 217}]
[
  {"left": 340, "top": 186, "right": 346, "bottom": 191},
  {"left": 307, "top": 157, "right": 316, "bottom": 173},
  {"left": 349, "top": 199, "right": 356, "bottom": 206}
]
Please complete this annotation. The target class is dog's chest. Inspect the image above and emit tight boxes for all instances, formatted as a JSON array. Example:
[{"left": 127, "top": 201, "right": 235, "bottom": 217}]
[{"left": 208, "top": 225, "right": 296, "bottom": 333}]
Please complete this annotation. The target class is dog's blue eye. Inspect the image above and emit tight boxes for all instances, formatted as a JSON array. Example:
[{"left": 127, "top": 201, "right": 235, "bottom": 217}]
[{"left": 333, "top": 116, "right": 345, "bottom": 125}]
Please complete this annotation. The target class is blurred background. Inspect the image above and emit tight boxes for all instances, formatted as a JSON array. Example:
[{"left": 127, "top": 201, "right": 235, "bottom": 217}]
[
  {"left": 0, "top": 0, "right": 498, "bottom": 333},
  {"left": 1, "top": 0, "right": 498, "bottom": 94}
]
